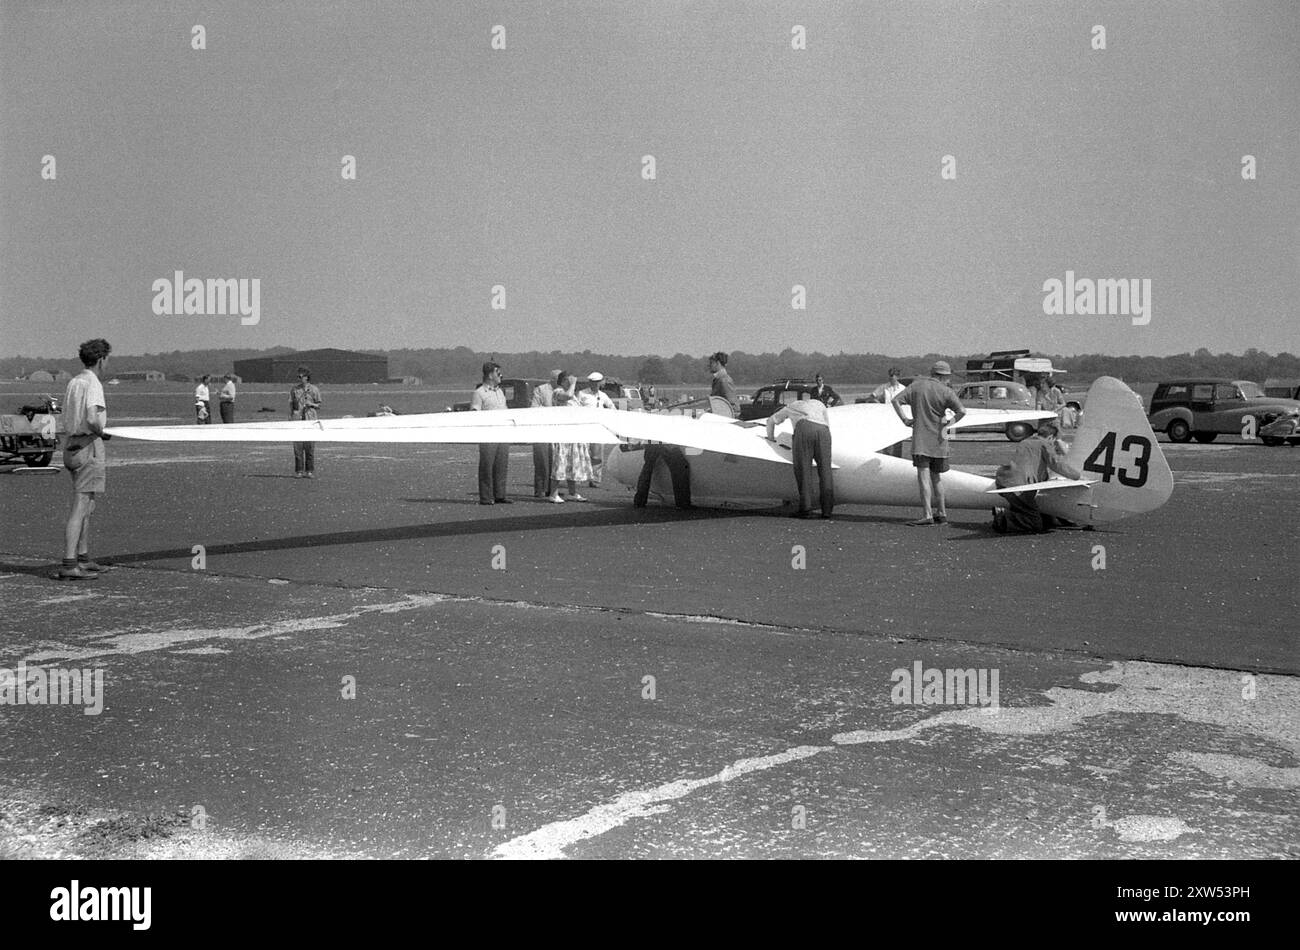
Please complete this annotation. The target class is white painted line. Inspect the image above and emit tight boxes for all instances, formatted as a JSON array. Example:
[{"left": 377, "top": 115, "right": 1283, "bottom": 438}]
[
  {"left": 496, "top": 662, "right": 1299, "bottom": 859},
  {"left": 493, "top": 745, "right": 831, "bottom": 860},
  {"left": 1105, "top": 815, "right": 1200, "bottom": 842},
  {"left": 14, "top": 594, "right": 446, "bottom": 663}
]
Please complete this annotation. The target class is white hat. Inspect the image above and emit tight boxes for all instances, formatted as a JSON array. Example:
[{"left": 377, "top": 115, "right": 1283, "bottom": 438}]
[{"left": 587, "top": 372, "right": 604, "bottom": 381}]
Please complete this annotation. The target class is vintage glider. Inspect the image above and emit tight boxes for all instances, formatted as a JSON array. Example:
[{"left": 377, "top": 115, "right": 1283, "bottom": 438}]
[{"left": 106, "top": 376, "right": 1172, "bottom": 525}]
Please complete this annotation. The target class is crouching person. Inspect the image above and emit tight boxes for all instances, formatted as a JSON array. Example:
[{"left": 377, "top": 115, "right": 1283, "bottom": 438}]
[{"left": 992, "top": 421, "right": 1082, "bottom": 534}]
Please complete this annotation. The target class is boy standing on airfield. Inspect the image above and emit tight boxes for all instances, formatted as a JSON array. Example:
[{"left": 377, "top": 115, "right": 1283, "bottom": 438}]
[{"left": 59, "top": 338, "right": 112, "bottom": 580}]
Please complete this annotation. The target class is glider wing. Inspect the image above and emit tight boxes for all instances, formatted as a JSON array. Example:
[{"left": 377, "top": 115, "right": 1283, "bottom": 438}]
[{"left": 106, "top": 406, "right": 795, "bottom": 465}]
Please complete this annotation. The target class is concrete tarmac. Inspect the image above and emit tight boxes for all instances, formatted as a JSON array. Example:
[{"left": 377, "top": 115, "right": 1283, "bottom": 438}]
[{"left": 0, "top": 438, "right": 1296, "bottom": 858}]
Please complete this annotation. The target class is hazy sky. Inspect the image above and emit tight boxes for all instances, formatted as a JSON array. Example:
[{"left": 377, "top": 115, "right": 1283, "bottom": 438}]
[{"left": 2, "top": 0, "right": 1297, "bottom": 358}]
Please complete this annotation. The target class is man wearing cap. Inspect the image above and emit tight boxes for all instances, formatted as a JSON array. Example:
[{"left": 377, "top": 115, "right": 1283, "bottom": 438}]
[
  {"left": 470, "top": 361, "right": 511, "bottom": 504},
  {"left": 530, "top": 370, "right": 561, "bottom": 498},
  {"left": 577, "top": 372, "right": 615, "bottom": 486},
  {"left": 991, "top": 421, "right": 1082, "bottom": 534},
  {"left": 892, "top": 361, "right": 966, "bottom": 525}
]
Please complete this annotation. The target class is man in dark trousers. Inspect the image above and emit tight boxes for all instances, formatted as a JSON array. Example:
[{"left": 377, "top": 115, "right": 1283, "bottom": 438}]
[
  {"left": 289, "top": 366, "right": 322, "bottom": 478},
  {"left": 992, "top": 421, "right": 1083, "bottom": 533},
  {"left": 633, "top": 443, "right": 693, "bottom": 509},
  {"left": 530, "top": 370, "right": 560, "bottom": 498},
  {"left": 470, "top": 361, "right": 511, "bottom": 504},
  {"left": 766, "top": 393, "right": 834, "bottom": 519}
]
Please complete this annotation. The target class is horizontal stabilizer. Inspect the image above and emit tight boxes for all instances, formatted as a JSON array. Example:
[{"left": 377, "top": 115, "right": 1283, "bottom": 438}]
[
  {"left": 986, "top": 478, "right": 1096, "bottom": 495},
  {"left": 950, "top": 409, "right": 1055, "bottom": 432}
]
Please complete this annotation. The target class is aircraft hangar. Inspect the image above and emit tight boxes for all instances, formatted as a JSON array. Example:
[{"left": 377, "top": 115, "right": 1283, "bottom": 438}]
[{"left": 233, "top": 347, "right": 389, "bottom": 384}]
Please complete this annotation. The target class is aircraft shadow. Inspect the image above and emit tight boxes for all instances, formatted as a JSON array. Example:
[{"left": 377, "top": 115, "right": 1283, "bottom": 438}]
[
  {"left": 93, "top": 503, "right": 745, "bottom": 565},
  {"left": 941, "top": 522, "right": 1113, "bottom": 541}
]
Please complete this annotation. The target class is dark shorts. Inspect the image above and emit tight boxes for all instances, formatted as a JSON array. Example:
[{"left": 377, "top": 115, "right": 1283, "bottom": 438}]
[
  {"left": 912, "top": 453, "right": 950, "bottom": 474},
  {"left": 64, "top": 440, "right": 106, "bottom": 493}
]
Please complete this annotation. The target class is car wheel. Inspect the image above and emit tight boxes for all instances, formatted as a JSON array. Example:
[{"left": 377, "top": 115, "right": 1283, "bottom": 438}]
[
  {"left": 1006, "top": 422, "right": 1033, "bottom": 442},
  {"left": 1166, "top": 419, "right": 1191, "bottom": 442},
  {"left": 1193, "top": 432, "right": 1217, "bottom": 443},
  {"left": 1260, "top": 436, "right": 1282, "bottom": 447},
  {"left": 25, "top": 452, "right": 53, "bottom": 467}
]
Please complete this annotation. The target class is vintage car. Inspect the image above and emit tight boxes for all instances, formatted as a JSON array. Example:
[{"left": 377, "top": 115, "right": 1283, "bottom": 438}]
[
  {"left": 953, "top": 380, "right": 1039, "bottom": 441},
  {"left": 1147, "top": 378, "right": 1300, "bottom": 443},
  {"left": 609, "top": 384, "right": 645, "bottom": 411},
  {"left": 0, "top": 396, "right": 62, "bottom": 466},
  {"left": 1258, "top": 409, "right": 1300, "bottom": 446},
  {"left": 1264, "top": 378, "right": 1300, "bottom": 401},
  {"left": 738, "top": 379, "right": 820, "bottom": 421}
]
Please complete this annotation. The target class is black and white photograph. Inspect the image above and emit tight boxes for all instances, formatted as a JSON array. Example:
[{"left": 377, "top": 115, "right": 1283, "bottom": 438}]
[{"left": 0, "top": 0, "right": 1294, "bottom": 921}]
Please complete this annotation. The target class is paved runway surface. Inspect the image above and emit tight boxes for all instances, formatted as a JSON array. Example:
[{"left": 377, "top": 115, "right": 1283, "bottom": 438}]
[{"left": 1, "top": 436, "right": 1296, "bottom": 858}]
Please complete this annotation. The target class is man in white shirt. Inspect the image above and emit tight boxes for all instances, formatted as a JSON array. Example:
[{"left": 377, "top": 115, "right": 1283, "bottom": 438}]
[
  {"left": 872, "top": 367, "right": 907, "bottom": 457},
  {"left": 470, "top": 361, "right": 510, "bottom": 504},
  {"left": 59, "top": 338, "right": 112, "bottom": 580},
  {"left": 194, "top": 375, "right": 211, "bottom": 424},
  {"left": 767, "top": 393, "right": 834, "bottom": 519},
  {"left": 578, "top": 372, "right": 615, "bottom": 486}
]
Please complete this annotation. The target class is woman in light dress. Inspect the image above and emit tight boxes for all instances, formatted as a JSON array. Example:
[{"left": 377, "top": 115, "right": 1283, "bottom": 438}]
[{"left": 549, "top": 371, "right": 591, "bottom": 502}]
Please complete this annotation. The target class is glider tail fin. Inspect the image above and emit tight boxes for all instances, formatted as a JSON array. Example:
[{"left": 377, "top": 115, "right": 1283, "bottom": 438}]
[{"left": 1054, "top": 376, "right": 1173, "bottom": 523}]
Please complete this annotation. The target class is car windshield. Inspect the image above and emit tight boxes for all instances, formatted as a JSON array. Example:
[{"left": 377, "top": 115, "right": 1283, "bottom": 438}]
[{"left": 1236, "top": 381, "right": 1264, "bottom": 398}]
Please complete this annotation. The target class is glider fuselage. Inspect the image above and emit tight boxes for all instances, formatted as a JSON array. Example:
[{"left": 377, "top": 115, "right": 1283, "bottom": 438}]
[{"left": 603, "top": 427, "right": 1003, "bottom": 511}]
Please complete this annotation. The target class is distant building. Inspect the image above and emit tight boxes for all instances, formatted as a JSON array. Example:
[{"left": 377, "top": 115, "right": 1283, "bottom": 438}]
[
  {"left": 233, "top": 348, "right": 389, "bottom": 384},
  {"left": 110, "top": 370, "right": 165, "bottom": 382},
  {"left": 24, "top": 370, "right": 69, "bottom": 383}
]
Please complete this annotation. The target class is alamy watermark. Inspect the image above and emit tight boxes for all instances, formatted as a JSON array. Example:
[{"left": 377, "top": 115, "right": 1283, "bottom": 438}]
[
  {"left": 151, "top": 270, "right": 260, "bottom": 325},
  {"left": 50, "top": 881, "right": 150, "bottom": 930},
  {"left": 1042, "top": 270, "right": 1151, "bottom": 326},
  {"left": 890, "top": 660, "right": 999, "bottom": 709},
  {"left": 0, "top": 663, "right": 105, "bottom": 715}
]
